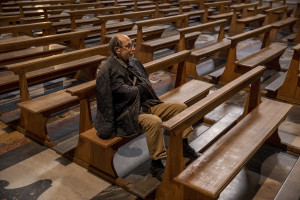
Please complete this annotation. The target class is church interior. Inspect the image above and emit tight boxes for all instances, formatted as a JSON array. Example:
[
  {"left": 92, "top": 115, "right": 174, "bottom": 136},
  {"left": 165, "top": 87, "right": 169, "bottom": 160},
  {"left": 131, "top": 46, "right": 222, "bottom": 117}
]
[{"left": 0, "top": 0, "right": 299, "bottom": 199}]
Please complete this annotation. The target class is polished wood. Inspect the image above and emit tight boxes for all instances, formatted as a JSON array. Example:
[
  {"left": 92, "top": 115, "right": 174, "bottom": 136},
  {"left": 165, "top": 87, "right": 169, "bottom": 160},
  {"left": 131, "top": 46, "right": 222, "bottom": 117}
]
[
  {"left": 156, "top": 65, "right": 293, "bottom": 200},
  {"left": 235, "top": 43, "right": 287, "bottom": 70},
  {"left": 178, "top": 0, "right": 212, "bottom": 17},
  {"left": 0, "top": 30, "right": 89, "bottom": 53},
  {"left": 13, "top": 0, "right": 74, "bottom": 18},
  {"left": 217, "top": 25, "right": 287, "bottom": 85},
  {"left": 19, "top": 2, "right": 104, "bottom": 24},
  {"left": 174, "top": 99, "right": 292, "bottom": 199},
  {"left": 177, "top": 19, "right": 229, "bottom": 80},
  {"left": 228, "top": 2, "right": 265, "bottom": 34},
  {"left": 65, "top": 6, "right": 128, "bottom": 38},
  {"left": 68, "top": 50, "right": 213, "bottom": 186},
  {"left": 0, "top": 43, "right": 67, "bottom": 66},
  {"left": 134, "top": 14, "right": 189, "bottom": 63},
  {"left": 247, "top": 0, "right": 270, "bottom": 15},
  {"left": 97, "top": 10, "right": 156, "bottom": 44},
  {"left": 0, "top": 21, "right": 52, "bottom": 37},
  {"left": 5, "top": 45, "right": 109, "bottom": 100},
  {"left": 101, "top": 25, "right": 168, "bottom": 44},
  {"left": 134, "top": 0, "right": 171, "bottom": 17},
  {"left": 13, "top": 47, "right": 108, "bottom": 146},
  {"left": 158, "top": 5, "right": 192, "bottom": 18},
  {"left": 0, "top": 15, "right": 20, "bottom": 26},
  {"left": 268, "top": 43, "right": 300, "bottom": 104},
  {"left": 202, "top": 1, "right": 232, "bottom": 24},
  {"left": 262, "top": 5, "right": 297, "bottom": 41}
]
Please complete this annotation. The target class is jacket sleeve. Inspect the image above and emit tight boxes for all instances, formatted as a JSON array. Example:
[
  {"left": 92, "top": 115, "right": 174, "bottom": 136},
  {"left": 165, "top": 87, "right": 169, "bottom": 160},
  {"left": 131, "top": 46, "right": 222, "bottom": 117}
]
[{"left": 95, "top": 65, "right": 116, "bottom": 139}]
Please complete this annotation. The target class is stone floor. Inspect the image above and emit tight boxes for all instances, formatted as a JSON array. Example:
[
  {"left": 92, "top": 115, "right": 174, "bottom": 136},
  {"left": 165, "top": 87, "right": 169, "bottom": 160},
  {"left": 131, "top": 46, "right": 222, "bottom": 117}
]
[{"left": 1, "top": 2, "right": 300, "bottom": 199}]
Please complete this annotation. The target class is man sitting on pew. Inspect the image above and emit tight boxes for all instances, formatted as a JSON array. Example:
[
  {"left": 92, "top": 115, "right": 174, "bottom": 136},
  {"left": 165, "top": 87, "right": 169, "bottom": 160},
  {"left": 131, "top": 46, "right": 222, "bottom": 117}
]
[{"left": 95, "top": 34, "right": 200, "bottom": 181}]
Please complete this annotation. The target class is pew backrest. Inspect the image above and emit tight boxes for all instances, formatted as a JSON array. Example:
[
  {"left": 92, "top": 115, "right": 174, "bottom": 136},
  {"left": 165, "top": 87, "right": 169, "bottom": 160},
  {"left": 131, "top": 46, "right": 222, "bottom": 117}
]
[
  {"left": 0, "top": 22, "right": 52, "bottom": 37},
  {"left": 67, "top": 6, "right": 127, "bottom": 30},
  {"left": 98, "top": 10, "right": 155, "bottom": 42},
  {"left": 0, "top": 30, "right": 89, "bottom": 53},
  {"left": 135, "top": 14, "right": 189, "bottom": 52},
  {"left": 177, "top": 19, "right": 227, "bottom": 51},
  {"left": 5, "top": 44, "right": 109, "bottom": 102}
]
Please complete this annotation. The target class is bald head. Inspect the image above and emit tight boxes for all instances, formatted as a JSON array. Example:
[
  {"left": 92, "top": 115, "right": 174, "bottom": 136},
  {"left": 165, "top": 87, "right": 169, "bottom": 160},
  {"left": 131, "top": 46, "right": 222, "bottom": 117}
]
[
  {"left": 116, "top": 34, "right": 131, "bottom": 43},
  {"left": 109, "top": 34, "right": 135, "bottom": 62}
]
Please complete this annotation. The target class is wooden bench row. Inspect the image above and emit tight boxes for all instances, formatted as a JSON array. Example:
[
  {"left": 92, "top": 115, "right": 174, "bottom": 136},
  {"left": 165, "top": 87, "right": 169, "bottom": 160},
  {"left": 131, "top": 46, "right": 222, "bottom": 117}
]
[
  {"left": 2, "top": 45, "right": 110, "bottom": 146},
  {"left": 19, "top": 1, "right": 105, "bottom": 24},
  {"left": 156, "top": 65, "right": 293, "bottom": 199},
  {"left": 0, "top": 0, "right": 75, "bottom": 17},
  {"left": 209, "top": 25, "right": 287, "bottom": 85},
  {"left": 266, "top": 43, "right": 300, "bottom": 104},
  {"left": 0, "top": 21, "right": 52, "bottom": 37},
  {"left": 0, "top": 30, "right": 89, "bottom": 67}
]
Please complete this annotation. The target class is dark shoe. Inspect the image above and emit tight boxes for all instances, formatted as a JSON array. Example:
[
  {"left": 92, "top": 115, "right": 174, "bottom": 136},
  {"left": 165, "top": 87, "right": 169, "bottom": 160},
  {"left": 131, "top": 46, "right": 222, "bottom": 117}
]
[
  {"left": 150, "top": 159, "right": 164, "bottom": 181},
  {"left": 183, "top": 139, "right": 200, "bottom": 162},
  {"left": 150, "top": 165, "right": 164, "bottom": 181}
]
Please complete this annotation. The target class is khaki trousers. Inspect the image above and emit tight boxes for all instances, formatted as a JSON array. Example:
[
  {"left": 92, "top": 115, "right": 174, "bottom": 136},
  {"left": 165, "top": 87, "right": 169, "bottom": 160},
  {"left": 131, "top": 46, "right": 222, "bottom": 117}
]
[{"left": 138, "top": 102, "right": 193, "bottom": 160}]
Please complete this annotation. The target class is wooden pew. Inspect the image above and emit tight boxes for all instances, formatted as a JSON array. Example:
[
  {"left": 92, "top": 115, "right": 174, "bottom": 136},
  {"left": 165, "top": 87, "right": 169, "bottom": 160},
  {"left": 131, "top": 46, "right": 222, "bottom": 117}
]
[
  {"left": 247, "top": 0, "right": 270, "bottom": 15},
  {"left": 98, "top": 10, "right": 168, "bottom": 44},
  {"left": 64, "top": 6, "right": 128, "bottom": 37},
  {"left": 156, "top": 65, "right": 293, "bottom": 200},
  {"left": 274, "top": 157, "right": 300, "bottom": 200},
  {"left": 262, "top": 5, "right": 298, "bottom": 41},
  {"left": 202, "top": 1, "right": 232, "bottom": 24},
  {"left": 0, "top": 15, "right": 20, "bottom": 26},
  {"left": 5, "top": 45, "right": 109, "bottom": 147},
  {"left": 210, "top": 25, "right": 287, "bottom": 85},
  {"left": 119, "top": 0, "right": 153, "bottom": 11},
  {"left": 268, "top": 0, "right": 293, "bottom": 17},
  {"left": 265, "top": 43, "right": 300, "bottom": 104},
  {"left": 158, "top": 1, "right": 193, "bottom": 18},
  {"left": 0, "top": 30, "right": 88, "bottom": 52},
  {"left": 0, "top": 30, "right": 88, "bottom": 70},
  {"left": 0, "top": 22, "right": 52, "bottom": 37},
  {"left": 19, "top": 2, "right": 106, "bottom": 24},
  {"left": 67, "top": 50, "right": 213, "bottom": 186},
  {"left": 176, "top": 19, "right": 230, "bottom": 82},
  {"left": 177, "top": 0, "right": 215, "bottom": 23},
  {"left": 228, "top": 2, "right": 266, "bottom": 35},
  {"left": 134, "top": 0, "right": 171, "bottom": 17},
  {"left": 134, "top": 14, "right": 200, "bottom": 63},
  {"left": 1, "top": 0, "right": 74, "bottom": 17}
]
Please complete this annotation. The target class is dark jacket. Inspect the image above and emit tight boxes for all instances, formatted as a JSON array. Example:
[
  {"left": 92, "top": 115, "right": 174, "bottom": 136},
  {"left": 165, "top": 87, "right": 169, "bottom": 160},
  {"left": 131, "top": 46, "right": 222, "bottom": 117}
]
[{"left": 95, "top": 55, "right": 162, "bottom": 139}]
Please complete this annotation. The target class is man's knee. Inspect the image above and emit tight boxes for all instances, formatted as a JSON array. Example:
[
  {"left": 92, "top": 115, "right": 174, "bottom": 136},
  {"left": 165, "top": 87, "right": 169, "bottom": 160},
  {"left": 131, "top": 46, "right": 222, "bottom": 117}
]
[
  {"left": 140, "top": 114, "right": 162, "bottom": 130},
  {"left": 148, "top": 115, "right": 162, "bottom": 129},
  {"left": 173, "top": 102, "right": 187, "bottom": 112}
]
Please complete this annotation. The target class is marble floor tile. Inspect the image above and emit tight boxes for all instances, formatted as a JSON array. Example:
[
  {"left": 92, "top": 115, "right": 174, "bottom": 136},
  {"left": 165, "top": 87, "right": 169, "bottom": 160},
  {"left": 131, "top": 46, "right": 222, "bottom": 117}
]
[{"left": 0, "top": 149, "right": 111, "bottom": 200}]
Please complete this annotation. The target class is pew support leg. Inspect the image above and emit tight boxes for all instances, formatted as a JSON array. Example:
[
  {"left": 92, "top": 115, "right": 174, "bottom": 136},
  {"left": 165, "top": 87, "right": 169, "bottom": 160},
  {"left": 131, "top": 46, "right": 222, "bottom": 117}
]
[
  {"left": 266, "top": 129, "right": 287, "bottom": 150},
  {"left": 74, "top": 136, "right": 119, "bottom": 182},
  {"left": 156, "top": 131, "right": 185, "bottom": 200},
  {"left": 265, "top": 54, "right": 282, "bottom": 71},
  {"left": 19, "top": 110, "right": 53, "bottom": 147}
]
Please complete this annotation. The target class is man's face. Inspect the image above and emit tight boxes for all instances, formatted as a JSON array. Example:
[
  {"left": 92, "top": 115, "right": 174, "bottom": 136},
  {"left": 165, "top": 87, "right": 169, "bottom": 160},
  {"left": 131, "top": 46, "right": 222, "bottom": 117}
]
[{"left": 115, "top": 36, "right": 135, "bottom": 62}]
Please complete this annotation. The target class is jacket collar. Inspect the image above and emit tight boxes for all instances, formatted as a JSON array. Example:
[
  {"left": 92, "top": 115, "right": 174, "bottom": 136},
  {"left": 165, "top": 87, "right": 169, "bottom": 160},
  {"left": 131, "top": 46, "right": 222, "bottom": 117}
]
[{"left": 112, "top": 54, "right": 130, "bottom": 69}]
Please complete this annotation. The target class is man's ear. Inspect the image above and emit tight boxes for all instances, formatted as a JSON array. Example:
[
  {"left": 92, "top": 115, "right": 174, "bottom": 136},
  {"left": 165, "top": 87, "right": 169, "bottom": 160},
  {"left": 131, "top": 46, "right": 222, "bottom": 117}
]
[{"left": 114, "top": 46, "right": 120, "bottom": 54}]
